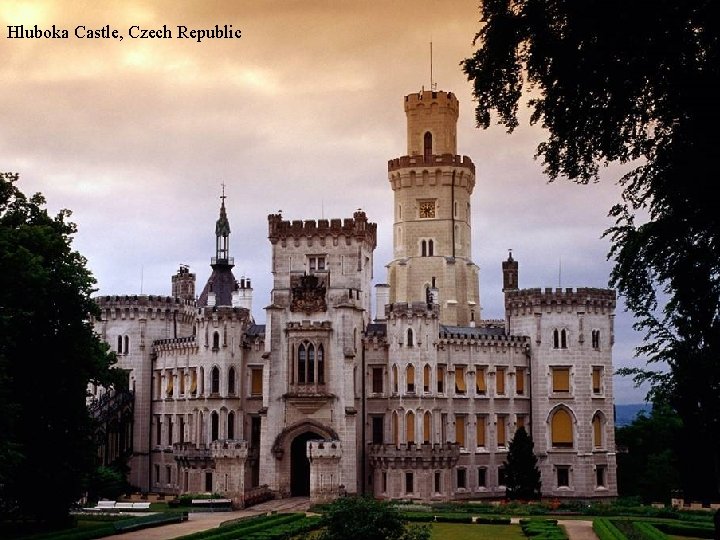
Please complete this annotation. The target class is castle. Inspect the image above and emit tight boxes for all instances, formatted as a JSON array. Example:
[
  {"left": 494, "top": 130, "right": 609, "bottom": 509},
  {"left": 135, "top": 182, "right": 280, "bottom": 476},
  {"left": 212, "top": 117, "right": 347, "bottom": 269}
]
[{"left": 90, "top": 88, "right": 617, "bottom": 505}]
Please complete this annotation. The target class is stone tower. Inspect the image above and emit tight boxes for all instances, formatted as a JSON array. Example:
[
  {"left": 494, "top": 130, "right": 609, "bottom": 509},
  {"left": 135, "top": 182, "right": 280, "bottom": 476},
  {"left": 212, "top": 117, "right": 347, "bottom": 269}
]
[{"left": 386, "top": 90, "right": 480, "bottom": 326}]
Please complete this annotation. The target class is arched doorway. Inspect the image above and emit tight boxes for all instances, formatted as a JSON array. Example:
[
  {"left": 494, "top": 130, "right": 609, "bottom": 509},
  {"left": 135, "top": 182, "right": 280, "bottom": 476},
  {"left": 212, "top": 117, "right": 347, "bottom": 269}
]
[{"left": 290, "top": 431, "right": 320, "bottom": 496}]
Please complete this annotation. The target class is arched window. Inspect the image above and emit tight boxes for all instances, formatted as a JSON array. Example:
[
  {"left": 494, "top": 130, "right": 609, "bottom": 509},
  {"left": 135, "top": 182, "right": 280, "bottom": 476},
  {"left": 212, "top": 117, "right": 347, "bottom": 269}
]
[
  {"left": 117, "top": 335, "right": 123, "bottom": 354},
  {"left": 211, "top": 367, "right": 220, "bottom": 394},
  {"left": 592, "top": 329, "right": 600, "bottom": 349},
  {"left": 561, "top": 329, "right": 568, "bottom": 349},
  {"left": 212, "top": 331, "right": 220, "bottom": 350},
  {"left": 211, "top": 411, "right": 219, "bottom": 441},
  {"left": 298, "top": 343, "right": 306, "bottom": 384},
  {"left": 407, "top": 328, "right": 414, "bottom": 347},
  {"left": 423, "top": 364, "right": 431, "bottom": 393},
  {"left": 406, "top": 364, "right": 415, "bottom": 393},
  {"left": 317, "top": 345, "right": 325, "bottom": 384},
  {"left": 392, "top": 364, "right": 399, "bottom": 393},
  {"left": 124, "top": 335, "right": 129, "bottom": 354},
  {"left": 551, "top": 409, "right": 574, "bottom": 448},
  {"left": 406, "top": 411, "right": 415, "bottom": 444},
  {"left": 228, "top": 367, "right": 236, "bottom": 395},
  {"left": 392, "top": 411, "right": 399, "bottom": 446},
  {"left": 424, "top": 131, "right": 432, "bottom": 160},
  {"left": 307, "top": 344, "right": 315, "bottom": 383},
  {"left": 592, "top": 413, "right": 604, "bottom": 449},
  {"left": 227, "top": 411, "right": 235, "bottom": 440},
  {"left": 428, "top": 239, "right": 434, "bottom": 256},
  {"left": 423, "top": 411, "right": 432, "bottom": 444},
  {"left": 421, "top": 240, "right": 427, "bottom": 257},
  {"left": 553, "top": 329, "right": 560, "bottom": 349}
]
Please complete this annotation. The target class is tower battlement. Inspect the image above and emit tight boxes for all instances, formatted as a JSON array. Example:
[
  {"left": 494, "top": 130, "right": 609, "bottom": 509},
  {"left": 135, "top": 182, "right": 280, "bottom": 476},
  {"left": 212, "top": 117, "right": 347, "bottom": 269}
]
[
  {"left": 94, "top": 295, "right": 197, "bottom": 323},
  {"left": 385, "top": 301, "right": 439, "bottom": 319},
  {"left": 268, "top": 210, "right": 377, "bottom": 248},
  {"left": 505, "top": 287, "right": 616, "bottom": 314},
  {"left": 387, "top": 153, "right": 475, "bottom": 173},
  {"left": 404, "top": 90, "right": 459, "bottom": 113}
]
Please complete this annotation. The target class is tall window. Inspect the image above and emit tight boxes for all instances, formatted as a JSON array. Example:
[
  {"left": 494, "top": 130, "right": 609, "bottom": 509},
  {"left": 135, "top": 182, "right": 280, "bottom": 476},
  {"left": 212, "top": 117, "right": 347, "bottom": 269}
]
[
  {"left": 476, "top": 368, "right": 487, "bottom": 395},
  {"left": 298, "top": 344, "right": 306, "bottom": 383},
  {"left": 406, "top": 364, "right": 415, "bottom": 393},
  {"left": 457, "top": 468, "right": 467, "bottom": 489},
  {"left": 423, "top": 131, "right": 432, "bottom": 160},
  {"left": 455, "top": 415, "right": 466, "bottom": 447},
  {"left": 211, "top": 367, "right": 220, "bottom": 394},
  {"left": 496, "top": 367, "right": 506, "bottom": 395},
  {"left": 392, "top": 411, "right": 399, "bottom": 445},
  {"left": 250, "top": 368, "right": 263, "bottom": 396},
  {"left": 476, "top": 415, "right": 486, "bottom": 447},
  {"left": 592, "top": 367, "right": 603, "bottom": 394},
  {"left": 228, "top": 367, "right": 236, "bottom": 395},
  {"left": 455, "top": 366, "right": 466, "bottom": 394},
  {"left": 423, "top": 411, "right": 432, "bottom": 444},
  {"left": 423, "top": 364, "right": 431, "bottom": 393},
  {"left": 211, "top": 411, "right": 219, "bottom": 441},
  {"left": 596, "top": 465, "right": 607, "bottom": 487},
  {"left": 592, "top": 413, "right": 604, "bottom": 449},
  {"left": 405, "top": 472, "right": 414, "bottom": 494},
  {"left": 212, "top": 331, "right": 220, "bottom": 350},
  {"left": 317, "top": 344, "right": 325, "bottom": 384},
  {"left": 557, "top": 466, "right": 570, "bottom": 487},
  {"left": 516, "top": 368, "right": 525, "bottom": 395},
  {"left": 117, "top": 335, "right": 122, "bottom": 354},
  {"left": 124, "top": 335, "right": 129, "bottom": 354},
  {"left": 406, "top": 411, "right": 415, "bottom": 444},
  {"left": 478, "top": 467, "right": 487, "bottom": 488},
  {"left": 407, "top": 328, "right": 414, "bottom": 347},
  {"left": 551, "top": 409, "right": 574, "bottom": 448},
  {"left": 392, "top": 365, "right": 399, "bottom": 393},
  {"left": 553, "top": 328, "right": 569, "bottom": 349},
  {"left": 227, "top": 411, "right": 235, "bottom": 439},
  {"left": 372, "top": 367, "right": 383, "bottom": 393},
  {"left": 592, "top": 329, "right": 600, "bottom": 349},
  {"left": 296, "top": 342, "right": 325, "bottom": 386},
  {"left": 428, "top": 239, "right": 434, "bottom": 256},
  {"left": 497, "top": 415, "right": 507, "bottom": 448},
  {"left": 552, "top": 367, "right": 570, "bottom": 393},
  {"left": 307, "top": 344, "right": 315, "bottom": 383},
  {"left": 372, "top": 416, "right": 384, "bottom": 444},
  {"left": 421, "top": 240, "right": 427, "bottom": 257},
  {"left": 437, "top": 366, "right": 445, "bottom": 393}
]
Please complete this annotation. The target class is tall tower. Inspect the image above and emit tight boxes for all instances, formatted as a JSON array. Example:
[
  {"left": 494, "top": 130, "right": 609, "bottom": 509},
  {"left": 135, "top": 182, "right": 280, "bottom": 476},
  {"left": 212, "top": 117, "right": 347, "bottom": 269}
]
[
  {"left": 198, "top": 192, "right": 238, "bottom": 307},
  {"left": 386, "top": 90, "right": 480, "bottom": 326}
]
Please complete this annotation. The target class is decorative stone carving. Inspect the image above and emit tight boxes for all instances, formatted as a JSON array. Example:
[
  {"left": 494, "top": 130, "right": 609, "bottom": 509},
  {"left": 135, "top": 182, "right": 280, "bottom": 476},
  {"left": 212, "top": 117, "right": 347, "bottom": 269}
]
[{"left": 290, "top": 274, "right": 327, "bottom": 313}]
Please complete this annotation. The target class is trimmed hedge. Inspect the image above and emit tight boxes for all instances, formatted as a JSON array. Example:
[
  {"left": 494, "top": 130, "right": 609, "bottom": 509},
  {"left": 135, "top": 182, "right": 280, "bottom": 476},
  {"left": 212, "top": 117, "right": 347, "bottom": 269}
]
[
  {"left": 519, "top": 518, "right": 568, "bottom": 539},
  {"left": 654, "top": 521, "right": 715, "bottom": 538},
  {"left": 244, "top": 516, "right": 322, "bottom": 539},
  {"left": 593, "top": 518, "right": 627, "bottom": 540},
  {"left": 174, "top": 513, "right": 305, "bottom": 540},
  {"left": 112, "top": 511, "right": 188, "bottom": 532},
  {"left": 631, "top": 521, "right": 667, "bottom": 540},
  {"left": 402, "top": 511, "right": 510, "bottom": 524}
]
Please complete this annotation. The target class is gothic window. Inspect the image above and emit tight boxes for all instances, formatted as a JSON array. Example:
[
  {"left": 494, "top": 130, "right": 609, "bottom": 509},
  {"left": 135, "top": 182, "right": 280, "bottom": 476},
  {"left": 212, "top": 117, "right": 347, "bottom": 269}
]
[
  {"left": 406, "top": 410, "right": 415, "bottom": 444},
  {"left": 294, "top": 341, "right": 325, "bottom": 388},
  {"left": 211, "top": 411, "right": 219, "bottom": 441},
  {"left": 117, "top": 335, "right": 123, "bottom": 354},
  {"left": 212, "top": 331, "right": 220, "bottom": 350},
  {"left": 592, "top": 412, "right": 604, "bottom": 449},
  {"left": 124, "top": 335, "right": 129, "bottom": 354},
  {"left": 423, "top": 364, "right": 431, "bottom": 393},
  {"left": 592, "top": 329, "right": 601, "bottom": 349},
  {"left": 211, "top": 367, "right": 220, "bottom": 394},
  {"left": 423, "top": 131, "right": 432, "bottom": 160},
  {"left": 298, "top": 343, "right": 306, "bottom": 383},
  {"left": 317, "top": 344, "right": 325, "bottom": 384},
  {"left": 421, "top": 240, "right": 427, "bottom": 257},
  {"left": 392, "top": 364, "right": 399, "bottom": 393},
  {"left": 407, "top": 328, "right": 414, "bottom": 347},
  {"left": 553, "top": 328, "right": 559, "bottom": 348},
  {"left": 561, "top": 328, "right": 568, "bottom": 348},
  {"left": 228, "top": 366, "right": 236, "bottom": 395},
  {"left": 592, "top": 367, "right": 603, "bottom": 394},
  {"left": 423, "top": 411, "right": 432, "bottom": 444},
  {"left": 406, "top": 364, "right": 415, "bottom": 393},
  {"left": 307, "top": 343, "right": 315, "bottom": 383},
  {"left": 428, "top": 239, "right": 434, "bottom": 256},
  {"left": 392, "top": 411, "right": 399, "bottom": 445},
  {"left": 437, "top": 365, "right": 445, "bottom": 393},
  {"left": 551, "top": 408, "right": 574, "bottom": 448},
  {"left": 199, "top": 367, "right": 204, "bottom": 395},
  {"left": 227, "top": 411, "right": 235, "bottom": 440}
]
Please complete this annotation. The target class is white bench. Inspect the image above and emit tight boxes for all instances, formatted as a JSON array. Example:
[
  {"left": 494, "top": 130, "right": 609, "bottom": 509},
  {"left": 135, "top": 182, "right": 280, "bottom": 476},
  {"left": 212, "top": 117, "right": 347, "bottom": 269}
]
[
  {"left": 115, "top": 502, "right": 135, "bottom": 510},
  {"left": 132, "top": 502, "right": 151, "bottom": 509},
  {"left": 95, "top": 501, "right": 117, "bottom": 510}
]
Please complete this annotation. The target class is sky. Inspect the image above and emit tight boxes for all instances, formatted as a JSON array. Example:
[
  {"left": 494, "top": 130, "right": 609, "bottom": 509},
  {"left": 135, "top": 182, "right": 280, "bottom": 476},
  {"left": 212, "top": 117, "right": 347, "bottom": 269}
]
[{"left": 1, "top": 0, "right": 650, "bottom": 404}]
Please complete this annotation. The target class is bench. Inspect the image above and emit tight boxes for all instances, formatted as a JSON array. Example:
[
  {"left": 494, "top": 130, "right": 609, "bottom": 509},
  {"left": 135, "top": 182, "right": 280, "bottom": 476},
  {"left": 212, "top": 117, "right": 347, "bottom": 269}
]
[
  {"left": 115, "top": 502, "right": 135, "bottom": 510},
  {"left": 190, "top": 498, "right": 232, "bottom": 512},
  {"left": 94, "top": 501, "right": 117, "bottom": 510},
  {"left": 132, "top": 502, "right": 151, "bottom": 509}
]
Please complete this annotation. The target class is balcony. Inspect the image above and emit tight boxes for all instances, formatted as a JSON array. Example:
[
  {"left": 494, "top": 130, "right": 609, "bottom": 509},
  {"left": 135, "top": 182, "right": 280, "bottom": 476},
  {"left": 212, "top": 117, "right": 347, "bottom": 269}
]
[{"left": 368, "top": 442, "right": 460, "bottom": 469}]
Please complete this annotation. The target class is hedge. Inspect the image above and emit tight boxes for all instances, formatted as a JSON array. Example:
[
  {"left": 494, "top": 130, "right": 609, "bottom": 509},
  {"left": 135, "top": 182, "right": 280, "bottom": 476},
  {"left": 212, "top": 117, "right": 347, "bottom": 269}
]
[
  {"left": 593, "top": 518, "right": 627, "bottom": 540},
  {"left": 631, "top": 521, "right": 668, "bottom": 540},
  {"left": 654, "top": 521, "right": 715, "bottom": 539},
  {"left": 174, "top": 513, "right": 305, "bottom": 540},
  {"left": 520, "top": 518, "right": 568, "bottom": 540}
]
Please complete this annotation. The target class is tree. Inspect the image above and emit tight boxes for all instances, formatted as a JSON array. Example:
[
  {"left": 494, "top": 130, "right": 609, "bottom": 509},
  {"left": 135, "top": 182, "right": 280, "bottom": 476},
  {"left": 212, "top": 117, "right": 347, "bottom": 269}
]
[
  {"left": 615, "top": 402, "right": 682, "bottom": 504},
  {"left": 0, "top": 174, "right": 118, "bottom": 523},
  {"left": 315, "top": 496, "right": 430, "bottom": 540},
  {"left": 462, "top": 0, "right": 720, "bottom": 501},
  {"left": 503, "top": 427, "right": 541, "bottom": 500}
]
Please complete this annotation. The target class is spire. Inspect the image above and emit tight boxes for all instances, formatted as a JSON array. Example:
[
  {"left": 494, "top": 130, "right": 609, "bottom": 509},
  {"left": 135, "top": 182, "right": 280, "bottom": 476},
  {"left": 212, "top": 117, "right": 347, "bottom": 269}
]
[{"left": 213, "top": 185, "right": 233, "bottom": 267}]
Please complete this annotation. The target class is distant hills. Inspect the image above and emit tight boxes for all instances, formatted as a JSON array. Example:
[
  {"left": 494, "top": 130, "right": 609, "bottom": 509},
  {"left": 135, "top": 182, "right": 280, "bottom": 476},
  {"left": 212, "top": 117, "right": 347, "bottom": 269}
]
[{"left": 615, "top": 403, "right": 651, "bottom": 427}]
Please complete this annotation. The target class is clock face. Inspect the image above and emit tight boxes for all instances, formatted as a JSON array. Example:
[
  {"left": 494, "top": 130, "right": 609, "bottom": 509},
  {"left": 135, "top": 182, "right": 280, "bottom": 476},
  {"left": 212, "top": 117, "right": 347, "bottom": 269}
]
[{"left": 419, "top": 201, "right": 435, "bottom": 218}]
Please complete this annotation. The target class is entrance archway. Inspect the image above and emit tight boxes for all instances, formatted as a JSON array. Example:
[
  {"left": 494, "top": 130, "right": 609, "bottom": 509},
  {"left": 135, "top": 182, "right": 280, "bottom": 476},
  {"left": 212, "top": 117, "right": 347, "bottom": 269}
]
[{"left": 290, "top": 431, "right": 320, "bottom": 496}]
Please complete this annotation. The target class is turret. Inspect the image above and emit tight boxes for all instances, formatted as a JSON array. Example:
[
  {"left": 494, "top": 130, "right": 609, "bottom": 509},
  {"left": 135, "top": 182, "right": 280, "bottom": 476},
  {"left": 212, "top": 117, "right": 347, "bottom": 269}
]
[
  {"left": 172, "top": 264, "right": 196, "bottom": 302},
  {"left": 502, "top": 250, "right": 519, "bottom": 292}
]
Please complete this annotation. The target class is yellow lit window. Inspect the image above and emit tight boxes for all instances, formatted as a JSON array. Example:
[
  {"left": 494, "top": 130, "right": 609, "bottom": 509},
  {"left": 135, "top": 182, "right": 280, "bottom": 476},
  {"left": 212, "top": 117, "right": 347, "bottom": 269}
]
[
  {"left": 423, "top": 411, "right": 431, "bottom": 444},
  {"left": 476, "top": 416, "right": 486, "bottom": 447},
  {"left": 592, "top": 367, "right": 602, "bottom": 394},
  {"left": 552, "top": 368, "right": 570, "bottom": 392},
  {"left": 551, "top": 409, "right": 573, "bottom": 448},
  {"left": 455, "top": 415, "right": 466, "bottom": 447},
  {"left": 497, "top": 415, "right": 507, "bottom": 447},
  {"left": 516, "top": 368, "right": 525, "bottom": 395},
  {"left": 593, "top": 414, "right": 603, "bottom": 448},
  {"left": 476, "top": 368, "right": 486, "bottom": 394},
  {"left": 496, "top": 368, "right": 506, "bottom": 395},
  {"left": 406, "top": 411, "right": 415, "bottom": 444},
  {"left": 455, "top": 366, "right": 466, "bottom": 394}
]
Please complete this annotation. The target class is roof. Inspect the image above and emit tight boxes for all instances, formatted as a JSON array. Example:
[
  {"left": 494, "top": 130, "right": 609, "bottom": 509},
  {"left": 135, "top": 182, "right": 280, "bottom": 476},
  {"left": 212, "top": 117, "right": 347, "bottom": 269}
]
[{"left": 197, "top": 265, "right": 238, "bottom": 307}]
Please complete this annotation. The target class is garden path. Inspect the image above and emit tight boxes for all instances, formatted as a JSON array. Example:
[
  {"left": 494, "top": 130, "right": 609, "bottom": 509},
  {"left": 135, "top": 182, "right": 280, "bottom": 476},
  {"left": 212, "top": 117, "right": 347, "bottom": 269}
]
[{"left": 559, "top": 519, "right": 600, "bottom": 540}]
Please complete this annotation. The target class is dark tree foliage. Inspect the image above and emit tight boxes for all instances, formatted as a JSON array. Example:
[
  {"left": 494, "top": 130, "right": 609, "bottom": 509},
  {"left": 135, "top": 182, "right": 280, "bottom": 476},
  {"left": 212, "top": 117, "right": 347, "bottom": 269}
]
[
  {"left": 316, "top": 496, "right": 430, "bottom": 540},
  {"left": 463, "top": 0, "right": 720, "bottom": 501},
  {"left": 615, "top": 403, "right": 681, "bottom": 504},
  {"left": 0, "top": 174, "right": 118, "bottom": 523},
  {"left": 503, "top": 427, "right": 541, "bottom": 500}
]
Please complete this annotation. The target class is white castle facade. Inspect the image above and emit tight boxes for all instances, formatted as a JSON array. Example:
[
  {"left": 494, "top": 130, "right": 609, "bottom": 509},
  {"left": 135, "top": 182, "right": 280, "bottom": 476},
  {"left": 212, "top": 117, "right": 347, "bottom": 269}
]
[{"left": 91, "top": 88, "right": 617, "bottom": 505}]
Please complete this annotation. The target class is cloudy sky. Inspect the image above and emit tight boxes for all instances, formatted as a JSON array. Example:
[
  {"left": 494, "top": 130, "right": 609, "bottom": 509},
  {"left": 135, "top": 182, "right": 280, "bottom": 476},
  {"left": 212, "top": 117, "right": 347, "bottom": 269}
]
[{"left": 1, "top": 0, "right": 650, "bottom": 403}]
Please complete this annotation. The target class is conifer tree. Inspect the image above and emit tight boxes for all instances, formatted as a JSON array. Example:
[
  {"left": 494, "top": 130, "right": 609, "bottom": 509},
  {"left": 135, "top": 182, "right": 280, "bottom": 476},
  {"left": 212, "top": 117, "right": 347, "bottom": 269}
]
[{"left": 503, "top": 427, "right": 541, "bottom": 500}]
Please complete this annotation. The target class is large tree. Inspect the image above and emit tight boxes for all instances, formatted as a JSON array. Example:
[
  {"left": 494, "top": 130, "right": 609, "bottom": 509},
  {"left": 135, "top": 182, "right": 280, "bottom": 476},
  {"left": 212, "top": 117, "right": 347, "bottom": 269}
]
[
  {"left": 462, "top": 0, "right": 720, "bottom": 501},
  {"left": 503, "top": 427, "right": 541, "bottom": 500},
  {"left": 0, "top": 174, "right": 118, "bottom": 523}
]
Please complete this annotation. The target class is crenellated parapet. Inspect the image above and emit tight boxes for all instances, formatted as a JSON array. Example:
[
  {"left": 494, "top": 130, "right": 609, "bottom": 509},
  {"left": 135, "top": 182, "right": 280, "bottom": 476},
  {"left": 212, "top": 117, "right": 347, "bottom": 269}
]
[
  {"left": 368, "top": 442, "right": 460, "bottom": 470},
  {"left": 307, "top": 439, "right": 342, "bottom": 460},
  {"left": 286, "top": 320, "right": 333, "bottom": 332},
  {"left": 196, "top": 305, "right": 252, "bottom": 323},
  {"left": 385, "top": 301, "right": 439, "bottom": 320},
  {"left": 388, "top": 154, "right": 475, "bottom": 174},
  {"left": 153, "top": 336, "right": 198, "bottom": 355},
  {"left": 505, "top": 287, "right": 616, "bottom": 316},
  {"left": 267, "top": 210, "right": 377, "bottom": 249},
  {"left": 94, "top": 294, "right": 197, "bottom": 324},
  {"left": 438, "top": 330, "right": 530, "bottom": 353},
  {"left": 211, "top": 439, "right": 249, "bottom": 460}
]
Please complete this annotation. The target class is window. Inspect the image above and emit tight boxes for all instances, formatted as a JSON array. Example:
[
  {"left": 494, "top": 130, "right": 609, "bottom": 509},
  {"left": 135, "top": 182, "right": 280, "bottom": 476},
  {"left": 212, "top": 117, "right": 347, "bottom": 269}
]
[
  {"left": 421, "top": 240, "right": 427, "bottom": 257},
  {"left": 557, "top": 466, "right": 570, "bottom": 488},
  {"left": 407, "top": 328, "right": 414, "bottom": 347},
  {"left": 117, "top": 335, "right": 123, "bottom": 354},
  {"left": 167, "top": 416, "right": 173, "bottom": 445},
  {"left": 423, "top": 364, "right": 431, "bottom": 393},
  {"left": 251, "top": 368, "right": 263, "bottom": 396},
  {"left": 382, "top": 472, "right": 387, "bottom": 493},
  {"left": 496, "top": 368, "right": 506, "bottom": 395},
  {"left": 423, "top": 411, "right": 432, "bottom": 444},
  {"left": 372, "top": 367, "right": 383, "bottom": 393},
  {"left": 455, "top": 366, "right": 467, "bottom": 394},
  {"left": 476, "top": 415, "right": 486, "bottom": 447},
  {"left": 441, "top": 413, "right": 448, "bottom": 442},
  {"left": 190, "top": 369, "right": 197, "bottom": 396},
  {"left": 406, "top": 364, "right": 415, "bottom": 393},
  {"left": 552, "top": 367, "right": 570, "bottom": 393},
  {"left": 551, "top": 409, "right": 574, "bottom": 448},
  {"left": 372, "top": 416, "right": 384, "bottom": 444},
  {"left": 419, "top": 201, "right": 435, "bottom": 218},
  {"left": 428, "top": 239, "right": 434, "bottom": 256},
  {"left": 455, "top": 415, "right": 466, "bottom": 447},
  {"left": 179, "top": 417, "right": 185, "bottom": 443},
  {"left": 205, "top": 472, "right": 213, "bottom": 492},
  {"left": 553, "top": 328, "right": 569, "bottom": 349},
  {"left": 307, "top": 344, "right": 315, "bottom": 383},
  {"left": 212, "top": 331, "right": 220, "bottom": 350},
  {"left": 155, "top": 418, "right": 162, "bottom": 445},
  {"left": 317, "top": 344, "right": 325, "bottom": 384},
  {"left": 298, "top": 343, "right": 307, "bottom": 383},
  {"left": 392, "top": 412, "right": 399, "bottom": 445},
  {"left": 166, "top": 371, "right": 174, "bottom": 397},
  {"left": 516, "top": 415, "right": 526, "bottom": 433},
  {"left": 596, "top": 465, "right": 606, "bottom": 488},
  {"left": 498, "top": 466, "right": 507, "bottom": 486},
  {"left": 392, "top": 365, "right": 399, "bottom": 393},
  {"left": 124, "top": 335, "right": 129, "bottom": 354},
  {"left": 457, "top": 468, "right": 467, "bottom": 489},
  {"left": 228, "top": 367, "right": 236, "bottom": 395},
  {"left": 497, "top": 415, "right": 507, "bottom": 448},
  {"left": 592, "top": 367, "right": 603, "bottom": 394},
  {"left": 154, "top": 464, "right": 160, "bottom": 484},
  {"left": 166, "top": 465, "right": 172, "bottom": 484},
  {"left": 437, "top": 366, "right": 445, "bottom": 393},
  {"left": 308, "top": 255, "right": 326, "bottom": 272},
  {"left": 478, "top": 467, "right": 487, "bottom": 488},
  {"left": 592, "top": 329, "right": 600, "bottom": 349},
  {"left": 227, "top": 411, "right": 235, "bottom": 439},
  {"left": 434, "top": 471, "right": 441, "bottom": 493},
  {"left": 211, "top": 411, "right": 219, "bottom": 441},
  {"left": 405, "top": 472, "right": 414, "bottom": 494},
  {"left": 476, "top": 368, "right": 486, "bottom": 395},
  {"left": 211, "top": 367, "right": 220, "bottom": 394},
  {"left": 179, "top": 369, "right": 185, "bottom": 395},
  {"left": 296, "top": 342, "right": 324, "bottom": 386},
  {"left": 516, "top": 368, "right": 525, "bottom": 395},
  {"left": 406, "top": 411, "right": 415, "bottom": 444},
  {"left": 561, "top": 329, "right": 568, "bottom": 348},
  {"left": 593, "top": 413, "right": 604, "bottom": 448},
  {"left": 423, "top": 131, "right": 432, "bottom": 160}
]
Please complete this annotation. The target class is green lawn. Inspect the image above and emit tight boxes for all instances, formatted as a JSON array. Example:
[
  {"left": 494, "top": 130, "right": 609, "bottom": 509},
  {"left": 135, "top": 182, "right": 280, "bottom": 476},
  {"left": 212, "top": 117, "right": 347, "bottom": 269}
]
[{"left": 430, "top": 523, "right": 525, "bottom": 540}]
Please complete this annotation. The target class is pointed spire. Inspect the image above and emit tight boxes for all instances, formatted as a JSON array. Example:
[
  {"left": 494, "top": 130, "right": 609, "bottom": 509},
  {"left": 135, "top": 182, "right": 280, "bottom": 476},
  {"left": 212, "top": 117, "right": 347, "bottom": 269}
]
[{"left": 213, "top": 185, "right": 233, "bottom": 267}]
